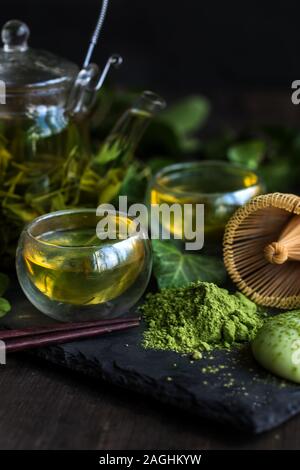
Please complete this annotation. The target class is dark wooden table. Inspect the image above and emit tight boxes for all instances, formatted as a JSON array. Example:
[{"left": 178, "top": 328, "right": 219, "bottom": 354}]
[
  {"left": 0, "top": 355, "right": 300, "bottom": 450},
  {"left": 1, "top": 91, "right": 300, "bottom": 450}
]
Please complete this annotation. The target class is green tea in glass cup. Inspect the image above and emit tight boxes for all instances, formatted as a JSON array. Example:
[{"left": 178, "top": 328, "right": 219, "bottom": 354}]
[
  {"left": 148, "top": 161, "right": 264, "bottom": 252},
  {"left": 16, "top": 209, "right": 152, "bottom": 322}
]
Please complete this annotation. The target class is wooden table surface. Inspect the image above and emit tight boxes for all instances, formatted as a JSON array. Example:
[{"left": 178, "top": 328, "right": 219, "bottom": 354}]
[
  {"left": 1, "top": 91, "right": 300, "bottom": 450},
  {"left": 0, "top": 355, "right": 299, "bottom": 450}
]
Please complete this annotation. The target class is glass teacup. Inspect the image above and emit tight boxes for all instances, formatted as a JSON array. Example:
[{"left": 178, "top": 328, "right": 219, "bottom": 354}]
[
  {"left": 16, "top": 209, "right": 152, "bottom": 322},
  {"left": 148, "top": 160, "right": 264, "bottom": 251}
]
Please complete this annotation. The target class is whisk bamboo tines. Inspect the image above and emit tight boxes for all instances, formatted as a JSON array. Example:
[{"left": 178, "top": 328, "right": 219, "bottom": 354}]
[{"left": 223, "top": 193, "right": 300, "bottom": 309}]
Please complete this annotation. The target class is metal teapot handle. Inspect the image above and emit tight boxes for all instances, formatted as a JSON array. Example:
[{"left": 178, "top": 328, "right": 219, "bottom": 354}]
[
  {"left": 67, "top": 54, "right": 122, "bottom": 117},
  {"left": 67, "top": 0, "right": 123, "bottom": 118},
  {"left": 94, "top": 54, "right": 123, "bottom": 91},
  {"left": 83, "top": 0, "right": 110, "bottom": 68}
]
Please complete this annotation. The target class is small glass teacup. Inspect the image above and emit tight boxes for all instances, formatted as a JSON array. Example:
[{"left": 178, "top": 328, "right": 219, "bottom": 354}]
[{"left": 16, "top": 209, "right": 152, "bottom": 322}]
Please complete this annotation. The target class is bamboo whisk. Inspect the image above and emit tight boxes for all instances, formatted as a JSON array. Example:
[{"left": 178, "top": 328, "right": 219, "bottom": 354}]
[{"left": 223, "top": 193, "right": 300, "bottom": 309}]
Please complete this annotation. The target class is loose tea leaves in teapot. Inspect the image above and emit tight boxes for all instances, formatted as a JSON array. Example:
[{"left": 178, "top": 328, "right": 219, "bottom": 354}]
[
  {"left": 0, "top": 19, "right": 88, "bottom": 261},
  {"left": 0, "top": 20, "right": 165, "bottom": 265},
  {"left": 0, "top": 13, "right": 125, "bottom": 263},
  {"left": 79, "top": 91, "right": 166, "bottom": 205}
]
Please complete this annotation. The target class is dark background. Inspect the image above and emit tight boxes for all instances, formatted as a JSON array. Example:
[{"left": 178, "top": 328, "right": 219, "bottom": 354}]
[
  {"left": 1, "top": 0, "right": 299, "bottom": 96},
  {"left": 2, "top": 2, "right": 300, "bottom": 451}
]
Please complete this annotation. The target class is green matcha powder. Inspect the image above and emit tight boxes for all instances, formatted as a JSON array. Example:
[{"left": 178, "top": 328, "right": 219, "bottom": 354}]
[{"left": 141, "top": 281, "right": 264, "bottom": 355}]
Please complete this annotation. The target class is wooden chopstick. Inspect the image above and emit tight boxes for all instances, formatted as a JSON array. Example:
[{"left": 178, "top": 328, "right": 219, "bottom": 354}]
[
  {"left": 3, "top": 321, "right": 140, "bottom": 353},
  {"left": 0, "top": 317, "right": 141, "bottom": 340}
]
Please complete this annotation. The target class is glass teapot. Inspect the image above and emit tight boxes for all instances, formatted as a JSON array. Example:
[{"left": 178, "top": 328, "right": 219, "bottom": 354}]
[{"left": 0, "top": 20, "right": 165, "bottom": 263}]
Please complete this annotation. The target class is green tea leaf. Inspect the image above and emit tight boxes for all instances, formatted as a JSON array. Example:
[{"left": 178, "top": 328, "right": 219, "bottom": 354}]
[
  {"left": 4, "top": 203, "right": 38, "bottom": 223},
  {"left": 161, "top": 96, "right": 210, "bottom": 136},
  {"left": 97, "top": 168, "right": 125, "bottom": 204},
  {"left": 227, "top": 140, "right": 266, "bottom": 170},
  {"left": 93, "top": 140, "right": 125, "bottom": 166},
  {"left": 147, "top": 157, "right": 178, "bottom": 175},
  {"left": 152, "top": 240, "right": 226, "bottom": 289},
  {"left": 51, "top": 192, "right": 67, "bottom": 212},
  {"left": 0, "top": 297, "right": 11, "bottom": 318},
  {"left": 0, "top": 273, "right": 9, "bottom": 296},
  {"left": 118, "top": 163, "right": 150, "bottom": 205}
]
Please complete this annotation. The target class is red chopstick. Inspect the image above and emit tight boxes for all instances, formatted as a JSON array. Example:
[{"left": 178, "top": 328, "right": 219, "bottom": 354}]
[
  {"left": 0, "top": 317, "right": 140, "bottom": 340},
  {"left": 0, "top": 319, "right": 140, "bottom": 353}
]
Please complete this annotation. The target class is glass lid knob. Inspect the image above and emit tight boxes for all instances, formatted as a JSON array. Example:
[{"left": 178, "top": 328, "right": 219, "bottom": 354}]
[{"left": 2, "top": 20, "right": 30, "bottom": 52}]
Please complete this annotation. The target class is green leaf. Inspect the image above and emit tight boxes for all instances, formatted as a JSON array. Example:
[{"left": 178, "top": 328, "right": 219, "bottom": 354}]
[
  {"left": 0, "top": 297, "right": 11, "bottom": 318},
  {"left": 140, "top": 120, "right": 183, "bottom": 156},
  {"left": 161, "top": 96, "right": 210, "bottom": 136},
  {"left": 117, "top": 163, "right": 150, "bottom": 204},
  {"left": 93, "top": 140, "right": 124, "bottom": 166},
  {"left": 179, "top": 137, "right": 202, "bottom": 153},
  {"left": 97, "top": 168, "right": 125, "bottom": 204},
  {"left": 152, "top": 240, "right": 226, "bottom": 289},
  {"left": 147, "top": 157, "right": 178, "bottom": 175},
  {"left": 203, "top": 130, "right": 236, "bottom": 160},
  {"left": 4, "top": 203, "right": 38, "bottom": 223},
  {"left": 227, "top": 140, "right": 266, "bottom": 170},
  {"left": 260, "top": 160, "right": 295, "bottom": 192},
  {"left": 0, "top": 273, "right": 9, "bottom": 296}
]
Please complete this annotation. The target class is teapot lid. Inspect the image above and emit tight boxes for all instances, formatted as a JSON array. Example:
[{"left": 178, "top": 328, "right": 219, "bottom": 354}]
[{"left": 0, "top": 20, "right": 79, "bottom": 90}]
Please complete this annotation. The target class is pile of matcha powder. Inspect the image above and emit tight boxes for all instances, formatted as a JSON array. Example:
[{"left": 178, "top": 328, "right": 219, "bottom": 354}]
[{"left": 140, "top": 281, "right": 264, "bottom": 355}]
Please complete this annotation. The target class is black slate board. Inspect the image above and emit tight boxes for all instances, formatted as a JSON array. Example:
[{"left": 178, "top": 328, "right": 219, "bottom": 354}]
[{"left": 2, "top": 285, "right": 300, "bottom": 434}]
